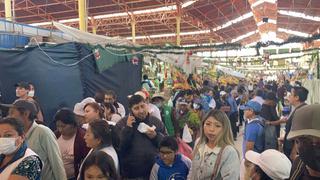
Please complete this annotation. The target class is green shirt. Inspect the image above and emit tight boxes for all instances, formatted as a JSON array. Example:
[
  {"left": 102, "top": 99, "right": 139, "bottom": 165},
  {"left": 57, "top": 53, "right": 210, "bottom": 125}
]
[{"left": 26, "top": 122, "right": 67, "bottom": 180}]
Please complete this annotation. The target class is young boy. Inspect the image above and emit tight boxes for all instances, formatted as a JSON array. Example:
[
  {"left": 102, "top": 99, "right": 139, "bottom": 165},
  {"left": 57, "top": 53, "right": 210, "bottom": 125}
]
[{"left": 150, "top": 136, "right": 191, "bottom": 180}]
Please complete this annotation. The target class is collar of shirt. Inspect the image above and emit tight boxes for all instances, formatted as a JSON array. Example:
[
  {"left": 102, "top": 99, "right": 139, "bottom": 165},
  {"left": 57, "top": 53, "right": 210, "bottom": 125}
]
[
  {"left": 198, "top": 143, "right": 221, "bottom": 159},
  {"left": 25, "top": 121, "right": 37, "bottom": 139},
  {"left": 247, "top": 117, "right": 260, "bottom": 124}
]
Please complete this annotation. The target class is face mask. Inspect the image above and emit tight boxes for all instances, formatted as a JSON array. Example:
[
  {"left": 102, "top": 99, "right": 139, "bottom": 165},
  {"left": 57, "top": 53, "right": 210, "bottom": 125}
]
[
  {"left": 28, "top": 90, "right": 35, "bottom": 97},
  {"left": 0, "top": 138, "right": 17, "bottom": 155},
  {"left": 298, "top": 142, "right": 320, "bottom": 171}
]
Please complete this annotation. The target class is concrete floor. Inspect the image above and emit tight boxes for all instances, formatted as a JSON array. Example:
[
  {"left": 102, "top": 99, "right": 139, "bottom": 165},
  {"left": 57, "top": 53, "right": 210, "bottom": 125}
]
[{"left": 234, "top": 125, "right": 244, "bottom": 159}]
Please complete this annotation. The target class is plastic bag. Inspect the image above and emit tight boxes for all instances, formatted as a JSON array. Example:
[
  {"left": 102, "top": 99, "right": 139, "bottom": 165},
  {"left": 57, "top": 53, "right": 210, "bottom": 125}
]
[
  {"left": 182, "top": 124, "right": 192, "bottom": 143},
  {"left": 177, "top": 137, "right": 193, "bottom": 159}
]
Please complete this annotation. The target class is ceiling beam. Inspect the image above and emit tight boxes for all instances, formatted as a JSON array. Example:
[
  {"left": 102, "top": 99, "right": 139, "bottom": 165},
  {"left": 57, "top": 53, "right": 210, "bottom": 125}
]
[
  {"left": 248, "top": 0, "right": 278, "bottom": 41},
  {"left": 18, "top": 0, "right": 57, "bottom": 21}
]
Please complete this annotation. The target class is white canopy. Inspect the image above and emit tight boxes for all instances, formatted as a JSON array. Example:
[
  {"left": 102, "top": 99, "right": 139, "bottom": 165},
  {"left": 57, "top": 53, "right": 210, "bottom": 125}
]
[
  {"left": 53, "top": 21, "right": 132, "bottom": 46},
  {"left": 216, "top": 65, "right": 245, "bottom": 78}
]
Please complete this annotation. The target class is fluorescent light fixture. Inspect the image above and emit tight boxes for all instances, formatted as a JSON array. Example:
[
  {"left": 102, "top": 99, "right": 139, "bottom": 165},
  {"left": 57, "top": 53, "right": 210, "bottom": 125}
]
[
  {"left": 126, "top": 30, "right": 210, "bottom": 40},
  {"left": 213, "top": 12, "right": 253, "bottom": 31},
  {"left": 251, "top": 0, "right": 277, "bottom": 8},
  {"left": 132, "top": 5, "right": 176, "bottom": 15},
  {"left": 182, "top": 42, "right": 223, "bottom": 47},
  {"left": 58, "top": 18, "right": 80, "bottom": 23},
  {"left": 94, "top": 12, "right": 128, "bottom": 19},
  {"left": 180, "top": 30, "right": 210, "bottom": 35},
  {"left": 126, "top": 33, "right": 175, "bottom": 40},
  {"left": 29, "top": 22, "right": 52, "bottom": 26},
  {"left": 278, "top": 28, "right": 311, "bottom": 37},
  {"left": 231, "top": 30, "right": 258, "bottom": 43},
  {"left": 257, "top": 19, "right": 277, "bottom": 26},
  {"left": 182, "top": 0, "right": 197, "bottom": 8},
  {"left": 278, "top": 10, "right": 320, "bottom": 22}
]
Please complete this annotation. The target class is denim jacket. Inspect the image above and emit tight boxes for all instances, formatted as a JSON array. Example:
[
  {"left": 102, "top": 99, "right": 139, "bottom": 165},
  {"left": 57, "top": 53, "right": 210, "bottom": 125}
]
[{"left": 188, "top": 144, "right": 240, "bottom": 180}]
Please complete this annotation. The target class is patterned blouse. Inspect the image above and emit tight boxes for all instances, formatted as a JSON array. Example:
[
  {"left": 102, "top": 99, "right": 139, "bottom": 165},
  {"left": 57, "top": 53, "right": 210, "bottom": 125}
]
[{"left": 12, "top": 155, "right": 42, "bottom": 180}]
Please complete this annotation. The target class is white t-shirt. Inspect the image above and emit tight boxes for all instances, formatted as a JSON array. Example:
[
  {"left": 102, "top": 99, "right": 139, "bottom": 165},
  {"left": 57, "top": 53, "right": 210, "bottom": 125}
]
[
  {"left": 209, "top": 98, "right": 216, "bottom": 109},
  {"left": 100, "top": 146, "right": 119, "bottom": 173},
  {"left": 148, "top": 103, "right": 162, "bottom": 121},
  {"left": 117, "top": 102, "right": 126, "bottom": 118},
  {"left": 57, "top": 134, "right": 76, "bottom": 179},
  {"left": 111, "top": 114, "right": 121, "bottom": 124}
]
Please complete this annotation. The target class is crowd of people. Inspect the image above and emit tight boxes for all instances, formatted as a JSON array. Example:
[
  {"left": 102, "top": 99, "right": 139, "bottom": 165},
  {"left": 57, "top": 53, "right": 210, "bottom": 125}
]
[{"left": 0, "top": 76, "right": 319, "bottom": 180}]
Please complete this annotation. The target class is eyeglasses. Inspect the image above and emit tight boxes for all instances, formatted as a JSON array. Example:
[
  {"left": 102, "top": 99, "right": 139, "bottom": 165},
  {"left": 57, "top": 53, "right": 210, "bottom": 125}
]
[{"left": 159, "top": 150, "right": 175, "bottom": 156}]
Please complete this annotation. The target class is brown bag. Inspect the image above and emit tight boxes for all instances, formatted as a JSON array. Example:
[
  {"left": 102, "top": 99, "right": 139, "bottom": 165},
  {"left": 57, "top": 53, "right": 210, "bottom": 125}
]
[{"left": 211, "top": 146, "right": 226, "bottom": 180}]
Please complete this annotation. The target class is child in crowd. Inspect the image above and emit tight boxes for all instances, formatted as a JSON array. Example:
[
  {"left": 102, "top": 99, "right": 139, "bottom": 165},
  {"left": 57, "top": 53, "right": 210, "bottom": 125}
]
[
  {"left": 79, "top": 151, "right": 119, "bottom": 180},
  {"left": 245, "top": 149, "right": 291, "bottom": 180},
  {"left": 150, "top": 136, "right": 191, "bottom": 180},
  {"left": 188, "top": 109, "right": 240, "bottom": 179}
]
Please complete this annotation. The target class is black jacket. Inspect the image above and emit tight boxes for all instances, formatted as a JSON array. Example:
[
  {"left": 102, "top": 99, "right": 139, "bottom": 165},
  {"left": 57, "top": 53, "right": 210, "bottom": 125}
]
[{"left": 115, "top": 114, "right": 167, "bottom": 179}]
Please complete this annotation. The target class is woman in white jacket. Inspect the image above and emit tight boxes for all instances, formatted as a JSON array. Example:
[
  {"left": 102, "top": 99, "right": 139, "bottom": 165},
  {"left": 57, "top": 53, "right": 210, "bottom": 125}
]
[{"left": 188, "top": 109, "right": 240, "bottom": 180}]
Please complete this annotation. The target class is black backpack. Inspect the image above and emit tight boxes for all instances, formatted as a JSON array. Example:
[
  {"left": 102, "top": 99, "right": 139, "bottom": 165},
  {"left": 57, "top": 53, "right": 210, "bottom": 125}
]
[{"left": 251, "top": 117, "right": 278, "bottom": 150}]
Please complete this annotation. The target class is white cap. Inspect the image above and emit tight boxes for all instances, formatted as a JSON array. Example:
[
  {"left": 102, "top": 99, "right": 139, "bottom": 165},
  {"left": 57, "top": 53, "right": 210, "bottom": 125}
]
[
  {"left": 220, "top": 91, "right": 227, "bottom": 96},
  {"left": 73, "top": 97, "right": 96, "bottom": 116},
  {"left": 245, "top": 149, "right": 292, "bottom": 180}
]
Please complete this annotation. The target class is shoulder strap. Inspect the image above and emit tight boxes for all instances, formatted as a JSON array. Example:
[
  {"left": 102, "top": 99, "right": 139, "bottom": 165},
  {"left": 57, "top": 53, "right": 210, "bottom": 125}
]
[
  {"left": 211, "top": 146, "right": 226, "bottom": 180},
  {"left": 290, "top": 157, "right": 305, "bottom": 180},
  {"left": 0, "top": 149, "right": 39, "bottom": 180},
  {"left": 250, "top": 119, "right": 265, "bottom": 127}
]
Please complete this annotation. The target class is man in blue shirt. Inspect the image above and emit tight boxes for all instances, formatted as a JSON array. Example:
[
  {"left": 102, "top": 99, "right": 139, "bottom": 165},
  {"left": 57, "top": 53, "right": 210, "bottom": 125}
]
[
  {"left": 241, "top": 100, "right": 264, "bottom": 156},
  {"left": 240, "top": 100, "right": 264, "bottom": 179}
]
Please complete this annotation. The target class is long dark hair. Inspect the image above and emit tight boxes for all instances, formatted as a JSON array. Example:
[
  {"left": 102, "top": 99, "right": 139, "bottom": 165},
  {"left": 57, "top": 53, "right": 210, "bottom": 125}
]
[
  {"left": 89, "top": 120, "right": 119, "bottom": 150},
  {"left": 54, "top": 108, "right": 77, "bottom": 127},
  {"left": 89, "top": 120, "right": 112, "bottom": 147},
  {"left": 79, "top": 151, "right": 119, "bottom": 180}
]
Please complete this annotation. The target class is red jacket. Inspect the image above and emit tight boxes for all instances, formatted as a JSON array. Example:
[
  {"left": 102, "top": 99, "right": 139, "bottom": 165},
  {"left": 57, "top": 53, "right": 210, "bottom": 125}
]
[{"left": 55, "top": 127, "right": 90, "bottom": 178}]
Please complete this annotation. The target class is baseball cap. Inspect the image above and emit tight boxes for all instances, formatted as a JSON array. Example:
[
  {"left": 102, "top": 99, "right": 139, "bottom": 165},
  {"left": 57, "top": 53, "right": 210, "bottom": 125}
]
[
  {"left": 287, "top": 104, "right": 320, "bottom": 139},
  {"left": 0, "top": 99, "right": 37, "bottom": 116},
  {"left": 245, "top": 149, "right": 292, "bottom": 180},
  {"left": 151, "top": 93, "right": 165, "bottom": 100},
  {"left": 15, "top": 81, "right": 30, "bottom": 90},
  {"left": 240, "top": 100, "right": 262, "bottom": 112},
  {"left": 73, "top": 97, "right": 96, "bottom": 116}
]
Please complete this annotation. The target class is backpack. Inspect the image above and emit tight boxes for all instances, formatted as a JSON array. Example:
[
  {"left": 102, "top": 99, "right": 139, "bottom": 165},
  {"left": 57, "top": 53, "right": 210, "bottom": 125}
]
[{"left": 251, "top": 117, "right": 278, "bottom": 151}]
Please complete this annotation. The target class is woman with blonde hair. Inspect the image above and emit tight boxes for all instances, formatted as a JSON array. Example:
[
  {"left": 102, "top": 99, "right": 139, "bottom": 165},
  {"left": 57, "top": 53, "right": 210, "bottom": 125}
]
[{"left": 188, "top": 109, "right": 240, "bottom": 180}]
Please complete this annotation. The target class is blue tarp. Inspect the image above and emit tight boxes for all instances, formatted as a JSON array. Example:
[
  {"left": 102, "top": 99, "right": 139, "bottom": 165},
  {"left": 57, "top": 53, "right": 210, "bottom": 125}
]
[{"left": 0, "top": 42, "right": 142, "bottom": 128}]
